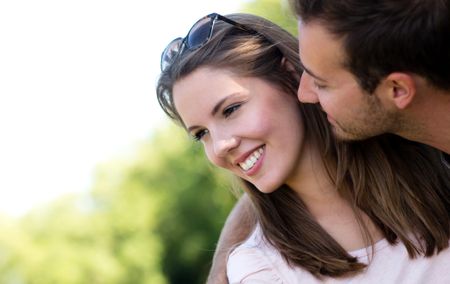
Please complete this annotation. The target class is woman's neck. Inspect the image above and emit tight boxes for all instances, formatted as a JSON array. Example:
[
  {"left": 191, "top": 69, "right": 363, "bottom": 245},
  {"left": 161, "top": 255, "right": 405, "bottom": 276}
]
[
  {"left": 285, "top": 140, "right": 336, "bottom": 204},
  {"left": 285, "top": 140, "right": 384, "bottom": 251}
]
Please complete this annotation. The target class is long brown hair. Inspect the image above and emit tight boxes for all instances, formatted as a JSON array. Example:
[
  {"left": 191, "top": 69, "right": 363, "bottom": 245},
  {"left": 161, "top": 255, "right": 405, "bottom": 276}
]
[{"left": 156, "top": 13, "right": 450, "bottom": 277}]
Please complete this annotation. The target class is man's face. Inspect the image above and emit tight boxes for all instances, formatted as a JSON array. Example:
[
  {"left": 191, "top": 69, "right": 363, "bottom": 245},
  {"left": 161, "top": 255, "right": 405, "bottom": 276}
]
[{"left": 297, "top": 20, "right": 396, "bottom": 140}]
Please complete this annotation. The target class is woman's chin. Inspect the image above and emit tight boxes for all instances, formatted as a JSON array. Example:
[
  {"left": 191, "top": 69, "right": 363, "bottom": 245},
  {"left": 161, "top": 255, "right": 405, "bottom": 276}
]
[{"left": 254, "top": 184, "right": 279, "bottom": 194}]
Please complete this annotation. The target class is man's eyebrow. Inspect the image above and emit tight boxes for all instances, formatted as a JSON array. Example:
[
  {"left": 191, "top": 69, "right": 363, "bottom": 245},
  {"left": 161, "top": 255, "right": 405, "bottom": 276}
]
[{"left": 299, "top": 61, "right": 327, "bottom": 82}]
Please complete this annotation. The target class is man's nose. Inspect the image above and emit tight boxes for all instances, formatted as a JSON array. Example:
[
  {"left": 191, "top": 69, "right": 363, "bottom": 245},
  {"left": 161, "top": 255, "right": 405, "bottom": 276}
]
[{"left": 298, "top": 71, "right": 319, "bottom": 104}]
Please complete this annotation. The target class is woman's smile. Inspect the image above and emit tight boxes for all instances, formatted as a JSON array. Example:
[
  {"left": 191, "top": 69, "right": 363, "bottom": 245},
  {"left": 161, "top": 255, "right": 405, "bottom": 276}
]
[{"left": 237, "top": 146, "right": 265, "bottom": 175}]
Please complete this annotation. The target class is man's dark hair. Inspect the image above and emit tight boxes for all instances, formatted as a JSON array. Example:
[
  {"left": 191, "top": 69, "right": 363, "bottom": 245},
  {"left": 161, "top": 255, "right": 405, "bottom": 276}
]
[{"left": 291, "top": 0, "right": 450, "bottom": 93}]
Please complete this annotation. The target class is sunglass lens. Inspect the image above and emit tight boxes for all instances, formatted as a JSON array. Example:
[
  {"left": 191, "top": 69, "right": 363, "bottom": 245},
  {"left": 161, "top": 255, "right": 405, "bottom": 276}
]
[
  {"left": 161, "top": 37, "right": 183, "bottom": 71},
  {"left": 186, "top": 16, "right": 214, "bottom": 49}
]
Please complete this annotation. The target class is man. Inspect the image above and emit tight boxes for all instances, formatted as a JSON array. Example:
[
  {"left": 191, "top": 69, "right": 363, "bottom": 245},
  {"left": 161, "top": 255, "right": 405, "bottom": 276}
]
[
  {"left": 207, "top": 1, "right": 450, "bottom": 282},
  {"left": 294, "top": 0, "right": 450, "bottom": 158}
]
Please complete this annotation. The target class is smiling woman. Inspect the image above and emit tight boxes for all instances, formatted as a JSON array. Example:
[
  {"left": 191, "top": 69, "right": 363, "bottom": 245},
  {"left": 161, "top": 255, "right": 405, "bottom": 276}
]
[
  {"left": 173, "top": 68, "right": 304, "bottom": 194},
  {"left": 156, "top": 12, "right": 450, "bottom": 283}
]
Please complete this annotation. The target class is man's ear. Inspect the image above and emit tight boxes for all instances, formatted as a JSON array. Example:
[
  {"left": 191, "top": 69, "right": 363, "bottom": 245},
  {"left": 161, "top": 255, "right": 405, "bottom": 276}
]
[{"left": 383, "top": 72, "right": 416, "bottom": 110}]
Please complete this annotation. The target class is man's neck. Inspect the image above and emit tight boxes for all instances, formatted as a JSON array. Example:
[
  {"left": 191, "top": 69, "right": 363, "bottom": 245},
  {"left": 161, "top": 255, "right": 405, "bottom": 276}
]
[{"left": 404, "top": 88, "right": 450, "bottom": 154}]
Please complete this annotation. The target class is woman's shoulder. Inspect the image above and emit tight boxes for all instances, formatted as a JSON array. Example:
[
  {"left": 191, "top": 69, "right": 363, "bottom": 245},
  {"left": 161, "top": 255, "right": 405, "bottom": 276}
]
[{"left": 226, "top": 225, "right": 303, "bottom": 284}]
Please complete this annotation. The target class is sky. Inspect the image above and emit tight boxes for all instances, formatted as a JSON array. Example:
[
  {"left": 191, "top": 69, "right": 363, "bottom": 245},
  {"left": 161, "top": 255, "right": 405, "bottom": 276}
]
[{"left": 0, "top": 0, "right": 250, "bottom": 217}]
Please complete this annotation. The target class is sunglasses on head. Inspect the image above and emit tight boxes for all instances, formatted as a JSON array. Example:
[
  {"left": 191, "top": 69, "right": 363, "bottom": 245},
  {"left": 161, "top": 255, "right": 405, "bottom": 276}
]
[{"left": 160, "top": 13, "right": 257, "bottom": 71}]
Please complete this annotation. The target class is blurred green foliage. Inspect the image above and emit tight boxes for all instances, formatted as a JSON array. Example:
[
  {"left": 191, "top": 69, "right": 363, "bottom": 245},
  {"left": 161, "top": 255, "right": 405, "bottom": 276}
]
[
  {"left": 0, "top": 1, "right": 297, "bottom": 283},
  {"left": 242, "top": 0, "right": 297, "bottom": 35},
  {"left": 0, "top": 125, "right": 236, "bottom": 284}
]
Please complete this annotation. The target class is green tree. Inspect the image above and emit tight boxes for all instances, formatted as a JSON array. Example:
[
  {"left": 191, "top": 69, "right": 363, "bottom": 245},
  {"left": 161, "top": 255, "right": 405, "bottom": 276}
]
[
  {"left": 0, "top": 193, "right": 166, "bottom": 284},
  {"left": 0, "top": 124, "right": 236, "bottom": 284},
  {"left": 115, "top": 124, "right": 237, "bottom": 284},
  {"left": 242, "top": 0, "right": 298, "bottom": 36}
]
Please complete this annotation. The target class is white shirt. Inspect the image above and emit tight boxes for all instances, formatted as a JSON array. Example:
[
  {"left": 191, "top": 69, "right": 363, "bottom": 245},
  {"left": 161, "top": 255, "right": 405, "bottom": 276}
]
[{"left": 227, "top": 225, "right": 450, "bottom": 284}]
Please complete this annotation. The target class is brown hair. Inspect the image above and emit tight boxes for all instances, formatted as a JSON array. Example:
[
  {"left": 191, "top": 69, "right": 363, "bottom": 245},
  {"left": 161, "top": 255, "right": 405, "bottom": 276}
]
[
  {"left": 156, "top": 13, "right": 450, "bottom": 277},
  {"left": 290, "top": 0, "right": 450, "bottom": 93}
]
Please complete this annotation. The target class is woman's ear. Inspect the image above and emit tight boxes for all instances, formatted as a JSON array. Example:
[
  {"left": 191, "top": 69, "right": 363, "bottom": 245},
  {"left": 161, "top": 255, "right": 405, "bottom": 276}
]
[
  {"left": 383, "top": 72, "right": 417, "bottom": 110},
  {"left": 281, "top": 57, "right": 300, "bottom": 79},
  {"left": 281, "top": 57, "right": 296, "bottom": 72}
]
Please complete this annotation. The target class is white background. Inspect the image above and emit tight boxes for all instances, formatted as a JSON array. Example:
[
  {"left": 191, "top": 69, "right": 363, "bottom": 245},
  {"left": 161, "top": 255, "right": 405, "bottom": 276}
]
[{"left": 0, "top": 0, "right": 249, "bottom": 216}]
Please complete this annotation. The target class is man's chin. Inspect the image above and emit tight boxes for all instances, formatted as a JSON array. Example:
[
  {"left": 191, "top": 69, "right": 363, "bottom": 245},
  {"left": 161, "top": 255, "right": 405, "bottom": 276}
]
[{"left": 332, "top": 126, "right": 368, "bottom": 142}]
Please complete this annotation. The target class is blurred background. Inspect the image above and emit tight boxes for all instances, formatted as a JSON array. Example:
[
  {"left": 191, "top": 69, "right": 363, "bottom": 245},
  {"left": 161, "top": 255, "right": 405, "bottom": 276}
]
[{"left": 0, "top": 0, "right": 296, "bottom": 283}]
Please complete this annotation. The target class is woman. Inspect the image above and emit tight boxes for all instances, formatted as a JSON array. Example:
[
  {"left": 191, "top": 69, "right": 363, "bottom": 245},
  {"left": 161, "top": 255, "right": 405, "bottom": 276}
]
[{"left": 156, "top": 13, "right": 450, "bottom": 283}]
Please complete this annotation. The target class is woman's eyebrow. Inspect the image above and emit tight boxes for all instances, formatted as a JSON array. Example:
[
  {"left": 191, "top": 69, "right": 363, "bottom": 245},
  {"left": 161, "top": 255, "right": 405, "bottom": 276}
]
[
  {"left": 186, "top": 93, "right": 240, "bottom": 132},
  {"left": 211, "top": 94, "right": 235, "bottom": 116}
]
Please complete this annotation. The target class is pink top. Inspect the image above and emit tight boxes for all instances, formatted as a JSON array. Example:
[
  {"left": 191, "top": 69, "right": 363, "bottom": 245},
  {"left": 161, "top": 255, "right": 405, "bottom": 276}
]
[{"left": 227, "top": 225, "right": 450, "bottom": 283}]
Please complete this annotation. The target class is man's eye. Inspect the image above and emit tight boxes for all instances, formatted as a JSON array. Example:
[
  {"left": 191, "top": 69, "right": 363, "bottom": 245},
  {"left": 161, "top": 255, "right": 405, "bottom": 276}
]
[
  {"left": 314, "top": 81, "right": 327, "bottom": 90},
  {"left": 223, "top": 103, "right": 241, "bottom": 118},
  {"left": 193, "top": 129, "right": 209, "bottom": 141}
]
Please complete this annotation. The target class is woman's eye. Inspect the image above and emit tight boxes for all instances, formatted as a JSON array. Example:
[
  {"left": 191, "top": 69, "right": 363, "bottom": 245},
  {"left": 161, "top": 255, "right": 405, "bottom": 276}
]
[
  {"left": 223, "top": 103, "right": 241, "bottom": 118},
  {"left": 193, "top": 129, "right": 209, "bottom": 141}
]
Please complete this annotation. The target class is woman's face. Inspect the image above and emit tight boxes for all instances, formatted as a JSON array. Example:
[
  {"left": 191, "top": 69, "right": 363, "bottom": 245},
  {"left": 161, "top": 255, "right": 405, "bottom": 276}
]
[{"left": 173, "top": 67, "right": 305, "bottom": 193}]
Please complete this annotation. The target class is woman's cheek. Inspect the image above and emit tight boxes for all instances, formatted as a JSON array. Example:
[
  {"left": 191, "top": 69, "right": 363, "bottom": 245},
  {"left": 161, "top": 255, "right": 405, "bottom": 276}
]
[{"left": 204, "top": 145, "right": 225, "bottom": 169}]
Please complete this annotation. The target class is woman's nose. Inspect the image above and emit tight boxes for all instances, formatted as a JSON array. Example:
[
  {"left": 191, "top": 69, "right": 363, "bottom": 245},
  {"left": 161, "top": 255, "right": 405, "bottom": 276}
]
[{"left": 214, "top": 135, "right": 240, "bottom": 158}]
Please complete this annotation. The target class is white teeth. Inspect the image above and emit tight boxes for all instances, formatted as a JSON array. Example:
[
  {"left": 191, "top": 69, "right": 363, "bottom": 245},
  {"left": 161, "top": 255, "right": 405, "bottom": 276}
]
[{"left": 239, "top": 147, "right": 264, "bottom": 172}]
